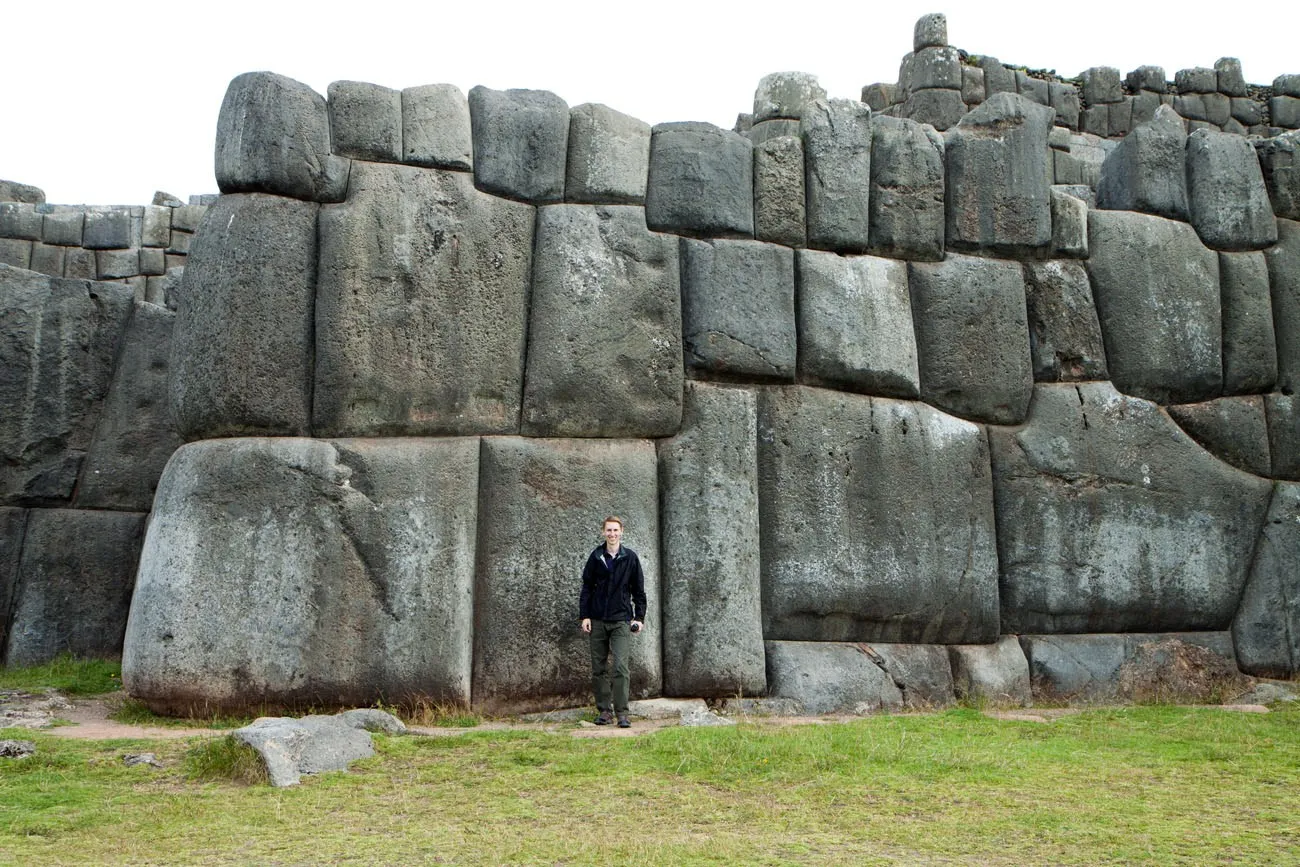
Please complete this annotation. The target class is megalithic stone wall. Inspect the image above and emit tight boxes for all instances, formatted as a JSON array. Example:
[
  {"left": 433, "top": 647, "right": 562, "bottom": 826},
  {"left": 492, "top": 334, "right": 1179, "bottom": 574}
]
[{"left": 113, "top": 15, "right": 1300, "bottom": 712}]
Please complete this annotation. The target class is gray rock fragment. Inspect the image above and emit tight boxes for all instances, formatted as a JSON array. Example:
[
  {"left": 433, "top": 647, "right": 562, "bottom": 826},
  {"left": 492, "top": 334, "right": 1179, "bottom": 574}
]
[
  {"left": 680, "top": 707, "right": 735, "bottom": 727},
  {"left": 468, "top": 86, "right": 569, "bottom": 202},
  {"left": 1016, "top": 71, "right": 1049, "bottom": 106},
  {"left": 1023, "top": 260, "right": 1108, "bottom": 382},
  {"left": 1049, "top": 82, "right": 1080, "bottom": 129},
  {"left": 863, "top": 643, "right": 955, "bottom": 708},
  {"left": 897, "top": 88, "right": 966, "bottom": 131},
  {"left": 765, "top": 641, "right": 903, "bottom": 714},
  {"left": 0, "top": 180, "right": 44, "bottom": 203},
  {"left": 977, "top": 57, "right": 1016, "bottom": 97},
  {"left": 0, "top": 740, "right": 35, "bottom": 758},
  {"left": 646, "top": 122, "right": 753, "bottom": 237},
  {"left": 802, "top": 99, "right": 872, "bottom": 252},
  {"left": 234, "top": 714, "right": 377, "bottom": 787},
  {"left": 1218, "top": 251, "right": 1278, "bottom": 394},
  {"left": 962, "top": 66, "right": 986, "bottom": 106},
  {"left": 947, "top": 636, "right": 1031, "bottom": 707},
  {"left": 336, "top": 708, "right": 407, "bottom": 734},
  {"left": 752, "top": 72, "right": 826, "bottom": 122},
  {"left": 868, "top": 115, "right": 944, "bottom": 261},
  {"left": 401, "top": 84, "right": 473, "bottom": 170},
  {"left": 1176, "top": 67, "right": 1217, "bottom": 94},
  {"left": 860, "top": 83, "right": 897, "bottom": 113},
  {"left": 753, "top": 135, "right": 806, "bottom": 247},
  {"left": 327, "top": 80, "right": 402, "bottom": 162},
  {"left": 1167, "top": 396, "right": 1271, "bottom": 476},
  {"left": 1097, "top": 106, "right": 1188, "bottom": 220},
  {"left": 122, "top": 753, "right": 162, "bottom": 768},
  {"left": 1276, "top": 75, "right": 1300, "bottom": 99},
  {"left": 1080, "top": 67, "right": 1123, "bottom": 104},
  {"left": 1127, "top": 66, "right": 1167, "bottom": 93},
  {"left": 909, "top": 47, "right": 962, "bottom": 91},
  {"left": 1254, "top": 131, "right": 1300, "bottom": 220},
  {"left": 747, "top": 119, "right": 802, "bottom": 146},
  {"left": 0, "top": 203, "right": 42, "bottom": 240},
  {"left": 1214, "top": 58, "right": 1246, "bottom": 96},
  {"left": 1186, "top": 129, "right": 1277, "bottom": 250},
  {"left": 521, "top": 205, "right": 680, "bottom": 437},
  {"left": 82, "top": 208, "right": 133, "bottom": 249},
  {"left": 1050, "top": 186, "right": 1088, "bottom": 257},
  {"left": 565, "top": 103, "right": 650, "bottom": 205},
  {"left": 41, "top": 207, "right": 84, "bottom": 246},
  {"left": 913, "top": 13, "right": 946, "bottom": 51}
]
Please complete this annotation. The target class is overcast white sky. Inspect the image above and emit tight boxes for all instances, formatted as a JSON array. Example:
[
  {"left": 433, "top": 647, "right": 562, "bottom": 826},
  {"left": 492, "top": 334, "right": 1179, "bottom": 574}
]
[{"left": 4, "top": 1, "right": 1297, "bottom": 205}]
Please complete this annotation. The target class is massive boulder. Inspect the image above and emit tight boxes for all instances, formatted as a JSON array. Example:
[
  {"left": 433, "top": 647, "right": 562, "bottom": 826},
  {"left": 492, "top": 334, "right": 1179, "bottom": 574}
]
[
  {"left": 1232, "top": 482, "right": 1300, "bottom": 676},
  {"left": 566, "top": 103, "right": 651, "bottom": 205},
  {"left": 473, "top": 437, "right": 660, "bottom": 713},
  {"left": 1087, "top": 210, "right": 1222, "bottom": 404},
  {"left": 1023, "top": 260, "right": 1109, "bottom": 382},
  {"left": 1185, "top": 129, "right": 1277, "bottom": 251},
  {"left": 758, "top": 386, "right": 999, "bottom": 644},
  {"left": 401, "top": 83, "right": 473, "bottom": 171},
  {"left": 646, "top": 122, "right": 753, "bottom": 237},
  {"left": 868, "top": 114, "right": 944, "bottom": 261},
  {"left": 658, "top": 383, "right": 766, "bottom": 697},
  {"left": 122, "top": 437, "right": 480, "bottom": 712},
  {"left": 1218, "top": 251, "right": 1278, "bottom": 395},
  {"left": 1096, "top": 106, "right": 1189, "bottom": 220},
  {"left": 521, "top": 205, "right": 681, "bottom": 437},
  {"left": 802, "top": 99, "right": 873, "bottom": 252},
  {"left": 990, "top": 382, "right": 1273, "bottom": 634},
  {"left": 467, "top": 87, "right": 569, "bottom": 203},
  {"left": 327, "top": 80, "right": 402, "bottom": 163},
  {"left": 315, "top": 163, "right": 534, "bottom": 437}
]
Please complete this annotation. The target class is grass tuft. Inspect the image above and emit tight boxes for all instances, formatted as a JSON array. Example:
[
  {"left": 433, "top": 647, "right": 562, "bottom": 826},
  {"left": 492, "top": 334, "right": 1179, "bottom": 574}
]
[
  {"left": 107, "top": 697, "right": 254, "bottom": 730},
  {"left": 400, "top": 698, "right": 481, "bottom": 728},
  {"left": 0, "top": 654, "right": 122, "bottom": 695},
  {"left": 181, "top": 735, "right": 268, "bottom": 785}
]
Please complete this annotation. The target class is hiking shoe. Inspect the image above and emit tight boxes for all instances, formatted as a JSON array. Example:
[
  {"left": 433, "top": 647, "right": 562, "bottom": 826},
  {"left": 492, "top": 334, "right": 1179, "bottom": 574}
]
[
  {"left": 595, "top": 710, "right": 614, "bottom": 725},
  {"left": 617, "top": 714, "right": 631, "bottom": 728}
]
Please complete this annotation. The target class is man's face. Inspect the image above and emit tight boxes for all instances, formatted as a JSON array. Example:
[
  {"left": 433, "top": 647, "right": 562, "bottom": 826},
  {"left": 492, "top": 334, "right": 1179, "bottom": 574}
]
[{"left": 603, "top": 521, "right": 622, "bottom": 548}]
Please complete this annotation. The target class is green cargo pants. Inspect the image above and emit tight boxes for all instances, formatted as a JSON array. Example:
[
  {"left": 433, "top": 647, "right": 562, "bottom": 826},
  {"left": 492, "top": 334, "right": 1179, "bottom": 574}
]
[{"left": 589, "top": 619, "right": 631, "bottom": 713}]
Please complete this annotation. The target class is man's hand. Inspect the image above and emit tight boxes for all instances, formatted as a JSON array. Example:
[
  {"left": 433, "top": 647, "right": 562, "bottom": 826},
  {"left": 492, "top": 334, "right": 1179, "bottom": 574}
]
[
  {"left": 630, "top": 620, "right": 643, "bottom": 634},
  {"left": 581, "top": 618, "right": 591, "bottom": 633}
]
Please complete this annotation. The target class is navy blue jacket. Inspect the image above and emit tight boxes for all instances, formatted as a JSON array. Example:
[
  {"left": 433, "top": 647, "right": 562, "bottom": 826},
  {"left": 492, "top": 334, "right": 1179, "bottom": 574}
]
[{"left": 579, "top": 544, "right": 647, "bottom": 622}]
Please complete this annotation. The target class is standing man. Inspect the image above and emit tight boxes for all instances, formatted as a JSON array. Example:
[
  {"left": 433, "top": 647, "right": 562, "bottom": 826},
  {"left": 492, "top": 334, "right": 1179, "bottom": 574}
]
[{"left": 579, "top": 515, "right": 646, "bottom": 728}]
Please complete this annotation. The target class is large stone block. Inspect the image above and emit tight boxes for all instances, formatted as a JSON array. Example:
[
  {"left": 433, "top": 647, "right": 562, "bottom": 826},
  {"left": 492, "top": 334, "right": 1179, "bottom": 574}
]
[
  {"left": 401, "top": 83, "right": 473, "bottom": 171},
  {"left": 566, "top": 103, "right": 650, "bottom": 205},
  {"left": 681, "top": 238, "right": 794, "bottom": 380},
  {"left": 1097, "top": 106, "right": 1189, "bottom": 221},
  {"left": 913, "top": 13, "right": 946, "bottom": 51},
  {"left": 658, "top": 383, "right": 765, "bottom": 696},
  {"left": 753, "top": 135, "right": 806, "bottom": 247},
  {"left": 41, "top": 206, "right": 84, "bottom": 246},
  {"left": 1254, "top": 132, "right": 1300, "bottom": 221},
  {"left": 1167, "top": 396, "right": 1271, "bottom": 477},
  {"left": 752, "top": 72, "right": 826, "bottom": 122},
  {"left": 1023, "top": 260, "right": 1108, "bottom": 382},
  {"left": 866, "top": 643, "right": 955, "bottom": 708},
  {"left": 170, "top": 194, "right": 318, "bottom": 439},
  {"left": 215, "top": 71, "right": 349, "bottom": 203},
  {"left": 908, "top": 254, "right": 1033, "bottom": 424},
  {"left": 797, "top": 250, "right": 919, "bottom": 398},
  {"left": 1218, "top": 251, "right": 1278, "bottom": 394},
  {"left": 5, "top": 509, "right": 144, "bottom": 666},
  {"left": 0, "top": 266, "right": 134, "bottom": 505},
  {"left": 908, "top": 47, "right": 962, "bottom": 91},
  {"left": 1186, "top": 129, "right": 1278, "bottom": 251},
  {"left": 473, "top": 437, "right": 660, "bottom": 712},
  {"left": 802, "top": 99, "right": 873, "bottom": 252},
  {"left": 0, "top": 180, "right": 44, "bottom": 204},
  {"left": 75, "top": 302, "right": 182, "bottom": 511},
  {"left": 315, "top": 164, "right": 533, "bottom": 437},
  {"left": 327, "top": 80, "right": 402, "bottom": 163},
  {"left": 990, "top": 382, "right": 1273, "bottom": 633},
  {"left": 1050, "top": 185, "right": 1088, "bottom": 258},
  {"left": 947, "top": 636, "right": 1031, "bottom": 707},
  {"left": 122, "top": 437, "right": 480, "bottom": 712},
  {"left": 0, "top": 508, "right": 26, "bottom": 653},
  {"left": 521, "top": 205, "right": 680, "bottom": 437},
  {"left": 1272, "top": 96, "right": 1300, "bottom": 130},
  {"left": 1016, "top": 71, "right": 1050, "bottom": 107},
  {"left": 758, "top": 386, "right": 999, "bottom": 644},
  {"left": 1269, "top": 220, "right": 1300, "bottom": 395},
  {"left": 1019, "top": 632, "right": 1237, "bottom": 702},
  {"left": 945, "top": 93, "right": 1054, "bottom": 255},
  {"left": 1233, "top": 483, "right": 1300, "bottom": 676},
  {"left": 1266, "top": 394, "right": 1300, "bottom": 481},
  {"left": 868, "top": 115, "right": 944, "bottom": 261},
  {"left": 82, "top": 207, "right": 134, "bottom": 250},
  {"left": 1081, "top": 67, "right": 1123, "bottom": 105},
  {"left": 468, "top": 87, "right": 569, "bottom": 203},
  {"left": 765, "top": 641, "right": 903, "bottom": 714},
  {"left": 0, "top": 203, "right": 42, "bottom": 240},
  {"left": 1086, "top": 210, "right": 1222, "bottom": 404},
  {"left": 646, "top": 122, "right": 753, "bottom": 237},
  {"left": 897, "top": 88, "right": 966, "bottom": 132}
]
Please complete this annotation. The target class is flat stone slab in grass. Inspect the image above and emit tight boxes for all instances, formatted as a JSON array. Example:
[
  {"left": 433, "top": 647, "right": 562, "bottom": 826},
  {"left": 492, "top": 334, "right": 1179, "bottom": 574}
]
[
  {"left": 122, "top": 437, "right": 480, "bottom": 713},
  {"left": 765, "top": 641, "right": 903, "bottom": 714},
  {"left": 315, "top": 163, "right": 534, "bottom": 437},
  {"left": 990, "top": 382, "right": 1273, "bottom": 634},
  {"left": 233, "top": 710, "right": 404, "bottom": 787},
  {"left": 758, "top": 386, "right": 999, "bottom": 645}
]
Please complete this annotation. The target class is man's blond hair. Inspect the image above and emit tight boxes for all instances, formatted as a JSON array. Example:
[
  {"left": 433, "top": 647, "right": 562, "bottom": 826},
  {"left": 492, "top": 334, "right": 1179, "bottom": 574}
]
[{"left": 602, "top": 515, "right": 624, "bottom": 530}]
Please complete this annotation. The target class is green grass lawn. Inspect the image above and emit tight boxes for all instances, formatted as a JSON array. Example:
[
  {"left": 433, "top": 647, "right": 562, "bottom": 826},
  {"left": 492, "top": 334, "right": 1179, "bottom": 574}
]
[{"left": 3, "top": 700, "right": 1298, "bottom": 865}]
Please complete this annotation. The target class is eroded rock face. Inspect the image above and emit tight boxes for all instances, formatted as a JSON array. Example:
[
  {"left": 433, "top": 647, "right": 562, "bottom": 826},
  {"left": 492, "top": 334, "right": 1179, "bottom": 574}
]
[
  {"left": 1019, "top": 633, "right": 1238, "bottom": 703},
  {"left": 646, "top": 122, "right": 753, "bottom": 237},
  {"left": 1167, "top": 396, "right": 1271, "bottom": 477},
  {"left": 991, "top": 383, "right": 1272, "bottom": 634},
  {"left": 1097, "top": 106, "right": 1189, "bottom": 220},
  {"left": 122, "top": 437, "right": 480, "bottom": 712},
  {"left": 868, "top": 115, "right": 944, "bottom": 261},
  {"left": 947, "top": 636, "right": 1031, "bottom": 707},
  {"left": 468, "top": 87, "right": 569, "bottom": 203},
  {"left": 1233, "top": 482, "right": 1300, "bottom": 677},
  {"left": 758, "top": 386, "right": 999, "bottom": 645},
  {"left": 765, "top": 641, "right": 903, "bottom": 714}
]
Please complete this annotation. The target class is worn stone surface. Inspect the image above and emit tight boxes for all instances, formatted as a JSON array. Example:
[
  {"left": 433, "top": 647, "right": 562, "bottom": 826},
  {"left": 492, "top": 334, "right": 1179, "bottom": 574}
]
[
  {"left": 908, "top": 253, "right": 1033, "bottom": 424},
  {"left": 1050, "top": 186, "right": 1088, "bottom": 258},
  {"left": 1255, "top": 132, "right": 1300, "bottom": 221},
  {"left": 909, "top": 47, "right": 961, "bottom": 91},
  {"left": 797, "top": 250, "right": 918, "bottom": 398},
  {"left": 473, "top": 437, "right": 660, "bottom": 713},
  {"left": 233, "top": 714, "right": 379, "bottom": 787},
  {"left": 860, "top": 83, "right": 896, "bottom": 113},
  {"left": 522, "top": 205, "right": 680, "bottom": 437},
  {"left": 681, "top": 239, "right": 794, "bottom": 380},
  {"left": 315, "top": 163, "right": 533, "bottom": 437},
  {"left": 753, "top": 135, "right": 806, "bottom": 247},
  {"left": 1086, "top": 210, "right": 1222, "bottom": 404},
  {"left": 962, "top": 66, "right": 986, "bottom": 106},
  {"left": 1272, "top": 96, "right": 1300, "bottom": 129},
  {"left": 0, "top": 508, "right": 27, "bottom": 653},
  {"left": 468, "top": 87, "right": 569, "bottom": 203},
  {"left": 897, "top": 88, "right": 966, "bottom": 132},
  {"left": 122, "top": 437, "right": 480, "bottom": 712},
  {"left": 401, "top": 84, "right": 473, "bottom": 170},
  {"left": 1020, "top": 633, "right": 1237, "bottom": 702},
  {"left": 5, "top": 509, "right": 144, "bottom": 666},
  {"left": 0, "top": 266, "right": 134, "bottom": 505},
  {"left": 947, "top": 636, "right": 1032, "bottom": 707},
  {"left": 1233, "top": 482, "right": 1300, "bottom": 676},
  {"left": 1081, "top": 67, "right": 1123, "bottom": 105},
  {"left": 1128, "top": 66, "right": 1167, "bottom": 93},
  {"left": 1097, "top": 106, "right": 1189, "bottom": 221},
  {"left": 1267, "top": 395, "right": 1300, "bottom": 481},
  {"left": 868, "top": 115, "right": 944, "bottom": 261},
  {"left": 1269, "top": 220, "right": 1300, "bottom": 396},
  {"left": 658, "top": 383, "right": 765, "bottom": 697},
  {"left": 566, "top": 103, "right": 650, "bottom": 205},
  {"left": 82, "top": 208, "right": 133, "bottom": 250},
  {"left": 765, "top": 641, "right": 903, "bottom": 714},
  {"left": 215, "top": 71, "right": 349, "bottom": 203},
  {"left": 752, "top": 72, "right": 826, "bottom": 122},
  {"left": 76, "top": 302, "right": 182, "bottom": 511},
  {"left": 863, "top": 643, "right": 955, "bottom": 709},
  {"left": 170, "top": 194, "right": 318, "bottom": 439},
  {"left": 946, "top": 93, "right": 1053, "bottom": 255},
  {"left": 1024, "top": 260, "right": 1108, "bottom": 383},
  {"left": 758, "top": 386, "right": 999, "bottom": 644},
  {"left": 646, "top": 122, "right": 753, "bottom": 237},
  {"left": 0, "top": 203, "right": 42, "bottom": 240},
  {"left": 977, "top": 57, "right": 1016, "bottom": 97},
  {"left": 913, "top": 12, "right": 946, "bottom": 50},
  {"left": 0, "top": 180, "right": 44, "bottom": 204},
  {"left": 41, "top": 207, "right": 84, "bottom": 247},
  {"left": 1167, "top": 396, "right": 1271, "bottom": 477},
  {"left": 991, "top": 382, "right": 1272, "bottom": 633},
  {"left": 802, "top": 99, "right": 872, "bottom": 252},
  {"left": 1186, "top": 129, "right": 1278, "bottom": 251},
  {"left": 328, "top": 80, "right": 402, "bottom": 163},
  {"left": 1218, "top": 251, "right": 1278, "bottom": 394},
  {"left": 747, "top": 119, "right": 802, "bottom": 147}
]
